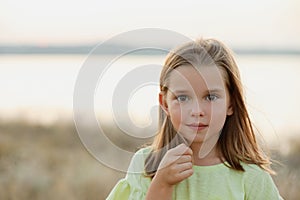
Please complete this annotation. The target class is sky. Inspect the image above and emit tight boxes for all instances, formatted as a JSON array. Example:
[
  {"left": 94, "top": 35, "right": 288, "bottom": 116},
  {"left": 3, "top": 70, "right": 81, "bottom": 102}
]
[{"left": 1, "top": 0, "right": 300, "bottom": 48}]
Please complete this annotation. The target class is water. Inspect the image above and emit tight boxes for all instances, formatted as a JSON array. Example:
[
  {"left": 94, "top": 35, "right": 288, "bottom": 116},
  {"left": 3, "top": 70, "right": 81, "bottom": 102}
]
[
  {"left": 0, "top": 54, "right": 83, "bottom": 123},
  {"left": 0, "top": 54, "right": 300, "bottom": 145}
]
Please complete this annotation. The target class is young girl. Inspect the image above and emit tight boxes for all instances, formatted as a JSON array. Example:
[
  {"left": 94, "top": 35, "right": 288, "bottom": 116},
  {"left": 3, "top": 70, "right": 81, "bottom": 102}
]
[{"left": 106, "top": 38, "right": 283, "bottom": 199}]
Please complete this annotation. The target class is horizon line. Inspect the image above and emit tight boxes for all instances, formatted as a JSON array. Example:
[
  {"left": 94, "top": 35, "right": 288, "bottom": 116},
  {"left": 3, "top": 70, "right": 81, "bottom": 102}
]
[{"left": 1, "top": 44, "right": 300, "bottom": 55}]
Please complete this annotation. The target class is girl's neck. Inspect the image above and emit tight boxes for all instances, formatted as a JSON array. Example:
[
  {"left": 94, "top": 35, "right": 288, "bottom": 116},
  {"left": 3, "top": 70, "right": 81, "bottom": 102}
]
[{"left": 190, "top": 142, "right": 224, "bottom": 166}]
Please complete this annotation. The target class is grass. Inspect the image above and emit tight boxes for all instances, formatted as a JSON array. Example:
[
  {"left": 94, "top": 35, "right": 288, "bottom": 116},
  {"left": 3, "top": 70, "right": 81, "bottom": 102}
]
[
  {"left": 0, "top": 120, "right": 299, "bottom": 199},
  {"left": 0, "top": 120, "right": 125, "bottom": 200}
]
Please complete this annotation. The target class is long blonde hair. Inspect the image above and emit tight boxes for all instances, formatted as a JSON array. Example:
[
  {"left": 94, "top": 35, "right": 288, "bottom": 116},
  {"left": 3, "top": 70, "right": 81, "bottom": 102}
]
[{"left": 144, "top": 38, "right": 273, "bottom": 177}]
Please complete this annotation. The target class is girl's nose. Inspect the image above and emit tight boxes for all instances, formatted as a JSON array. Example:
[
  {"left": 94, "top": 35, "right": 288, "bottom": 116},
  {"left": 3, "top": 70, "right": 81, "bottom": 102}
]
[{"left": 190, "top": 101, "right": 205, "bottom": 116}]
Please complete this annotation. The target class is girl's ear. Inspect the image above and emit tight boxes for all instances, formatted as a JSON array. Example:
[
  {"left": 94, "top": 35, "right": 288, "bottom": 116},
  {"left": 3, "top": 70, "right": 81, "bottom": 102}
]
[
  {"left": 227, "top": 104, "right": 233, "bottom": 116},
  {"left": 159, "top": 92, "right": 169, "bottom": 115}
]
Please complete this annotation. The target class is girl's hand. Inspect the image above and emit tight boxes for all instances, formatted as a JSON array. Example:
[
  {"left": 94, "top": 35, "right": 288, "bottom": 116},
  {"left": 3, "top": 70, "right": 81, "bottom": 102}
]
[
  {"left": 154, "top": 143, "right": 194, "bottom": 187},
  {"left": 145, "top": 144, "right": 193, "bottom": 200}
]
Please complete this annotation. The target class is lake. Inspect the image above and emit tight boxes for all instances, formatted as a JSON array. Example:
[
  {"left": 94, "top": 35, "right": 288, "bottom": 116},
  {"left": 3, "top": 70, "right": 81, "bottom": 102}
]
[{"left": 0, "top": 53, "right": 299, "bottom": 146}]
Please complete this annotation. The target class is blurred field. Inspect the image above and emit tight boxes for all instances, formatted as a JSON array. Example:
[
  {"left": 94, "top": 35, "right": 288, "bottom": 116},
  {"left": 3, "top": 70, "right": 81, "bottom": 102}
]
[{"left": 0, "top": 120, "right": 299, "bottom": 200}]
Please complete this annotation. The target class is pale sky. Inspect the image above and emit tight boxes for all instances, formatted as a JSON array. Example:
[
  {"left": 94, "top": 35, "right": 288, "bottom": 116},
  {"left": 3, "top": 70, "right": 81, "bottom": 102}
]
[{"left": 1, "top": 0, "right": 300, "bottom": 48}]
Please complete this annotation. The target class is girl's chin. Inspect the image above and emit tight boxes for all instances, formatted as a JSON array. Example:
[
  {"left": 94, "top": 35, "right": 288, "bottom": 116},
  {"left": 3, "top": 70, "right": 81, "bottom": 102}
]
[{"left": 181, "top": 135, "right": 206, "bottom": 144}]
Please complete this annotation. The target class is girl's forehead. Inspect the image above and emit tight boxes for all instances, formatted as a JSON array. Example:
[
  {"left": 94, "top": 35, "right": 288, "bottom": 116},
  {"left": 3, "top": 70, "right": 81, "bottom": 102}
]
[{"left": 167, "top": 65, "right": 227, "bottom": 91}]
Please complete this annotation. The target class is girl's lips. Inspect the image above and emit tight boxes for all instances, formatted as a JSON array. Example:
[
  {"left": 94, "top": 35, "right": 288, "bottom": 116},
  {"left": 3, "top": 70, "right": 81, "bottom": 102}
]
[{"left": 186, "top": 123, "right": 208, "bottom": 131}]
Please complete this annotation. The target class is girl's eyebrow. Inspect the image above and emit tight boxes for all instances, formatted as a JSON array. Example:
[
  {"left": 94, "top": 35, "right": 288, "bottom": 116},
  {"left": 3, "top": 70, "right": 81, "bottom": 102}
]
[
  {"left": 171, "top": 88, "right": 224, "bottom": 94},
  {"left": 206, "top": 88, "right": 224, "bottom": 93},
  {"left": 171, "top": 90, "right": 189, "bottom": 94}
]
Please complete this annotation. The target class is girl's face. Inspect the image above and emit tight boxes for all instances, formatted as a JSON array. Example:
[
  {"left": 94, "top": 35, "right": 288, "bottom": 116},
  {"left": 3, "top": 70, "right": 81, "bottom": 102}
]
[{"left": 160, "top": 65, "right": 233, "bottom": 149}]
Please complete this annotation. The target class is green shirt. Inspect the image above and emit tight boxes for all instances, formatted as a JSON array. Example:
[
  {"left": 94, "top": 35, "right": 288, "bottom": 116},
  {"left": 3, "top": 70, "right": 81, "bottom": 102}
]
[{"left": 107, "top": 147, "right": 283, "bottom": 200}]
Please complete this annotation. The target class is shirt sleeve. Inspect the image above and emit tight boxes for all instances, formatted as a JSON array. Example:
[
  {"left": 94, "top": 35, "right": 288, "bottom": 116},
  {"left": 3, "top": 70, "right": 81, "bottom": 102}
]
[
  {"left": 244, "top": 165, "right": 284, "bottom": 200},
  {"left": 106, "top": 147, "right": 152, "bottom": 200}
]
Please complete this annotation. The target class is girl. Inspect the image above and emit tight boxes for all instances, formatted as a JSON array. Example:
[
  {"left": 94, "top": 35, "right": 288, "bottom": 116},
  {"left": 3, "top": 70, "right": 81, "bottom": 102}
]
[{"left": 107, "top": 38, "right": 283, "bottom": 199}]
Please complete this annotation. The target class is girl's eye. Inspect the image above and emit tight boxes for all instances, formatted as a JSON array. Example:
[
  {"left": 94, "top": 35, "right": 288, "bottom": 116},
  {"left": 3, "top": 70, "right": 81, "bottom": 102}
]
[
  {"left": 206, "top": 94, "right": 218, "bottom": 101},
  {"left": 176, "top": 95, "right": 190, "bottom": 102}
]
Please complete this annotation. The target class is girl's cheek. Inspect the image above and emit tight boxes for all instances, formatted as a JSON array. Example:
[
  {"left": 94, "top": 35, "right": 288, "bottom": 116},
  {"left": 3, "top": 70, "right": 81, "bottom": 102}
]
[{"left": 210, "top": 106, "right": 228, "bottom": 123}]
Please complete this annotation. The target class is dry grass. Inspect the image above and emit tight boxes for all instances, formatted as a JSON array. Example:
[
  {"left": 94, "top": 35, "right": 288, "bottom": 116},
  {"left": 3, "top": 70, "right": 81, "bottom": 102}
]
[
  {"left": 0, "top": 120, "right": 299, "bottom": 199},
  {"left": 0, "top": 120, "right": 125, "bottom": 200}
]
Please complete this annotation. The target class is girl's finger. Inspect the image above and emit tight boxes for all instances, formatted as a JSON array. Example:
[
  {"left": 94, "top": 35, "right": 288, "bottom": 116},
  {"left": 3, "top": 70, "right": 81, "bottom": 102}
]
[
  {"left": 177, "top": 162, "right": 193, "bottom": 172},
  {"left": 171, "top": 143, "right": 193, "bottom": 157},
  {"left": 177, "top": 155, "right": 192, "bottom": 164},
  {"left": 177, "top": 168, "right": 194, "bottom": 180}
]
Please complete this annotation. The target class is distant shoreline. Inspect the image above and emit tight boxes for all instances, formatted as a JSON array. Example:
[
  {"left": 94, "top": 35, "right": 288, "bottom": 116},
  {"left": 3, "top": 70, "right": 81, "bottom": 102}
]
[{"left": 1, "top": 45, "right": 300, "bottom": 55}]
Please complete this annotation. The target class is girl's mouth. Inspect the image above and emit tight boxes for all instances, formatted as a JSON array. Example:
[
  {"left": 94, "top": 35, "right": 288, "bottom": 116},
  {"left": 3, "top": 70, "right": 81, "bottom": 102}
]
[{"left": 186, "top": 123, "right": 208, "bottom": 131}]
